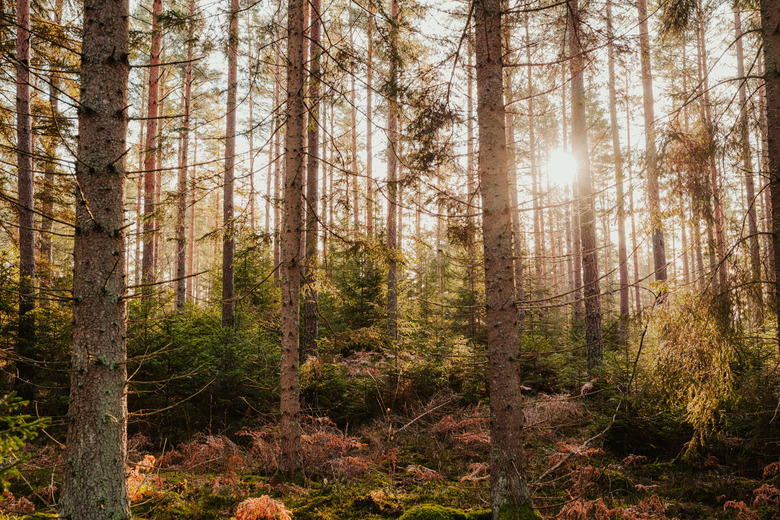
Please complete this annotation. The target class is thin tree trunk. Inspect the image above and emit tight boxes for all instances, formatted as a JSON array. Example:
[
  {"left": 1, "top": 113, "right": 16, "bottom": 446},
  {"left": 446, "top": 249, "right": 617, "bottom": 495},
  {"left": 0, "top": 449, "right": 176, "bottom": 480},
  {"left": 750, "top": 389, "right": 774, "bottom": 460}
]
[
  {"left": 366, "top": 7, "right": 374, "bottom": 235},
  {"left": 222, "top": 0, "right": 238, "bottom": 328},
  {"left": 466, "top": 31, "right": 477, "bottom": 337},
  {"left": 387, "top": 0, "right": 399, "bottom": 345},
  {"left": 176, "top": 0, "right": 195, "bottom": 309},
  {"left": 637, "top": 0, "right": 666, "bottom": 282},
  {"left": 569, "top": 0, "right": 603, "bottom": 371},
  {"left": 735, "top": 7, "right": 763, "bottom": 326},
  {"left": 280, "top": 0, "right": 304, "bottom": 475},
  {"left": 142, "top": 0, "right": 162, "bottom": 290},
  {"left": 303, "top": 0, "right": 321, "bottom": 358},
  {"left": 273, "top": 50, "right": 282, "bottom": 284},
  {"left": 474, "top": 0, "right": 535, "bottom": 516},
  {"left": 607, "top": 0, "right": 628, "bottom": 347},
  {"left": 15, "top": 0, "right": 35, "bottom": 395},
  {"left": 60, "top": 0, "right": 131, "bottom": 516}
]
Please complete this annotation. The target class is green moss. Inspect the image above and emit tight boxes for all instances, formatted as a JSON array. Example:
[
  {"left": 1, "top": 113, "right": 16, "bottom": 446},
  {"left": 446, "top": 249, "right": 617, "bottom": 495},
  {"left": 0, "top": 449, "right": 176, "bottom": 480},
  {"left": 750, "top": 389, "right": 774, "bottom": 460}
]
[
  {"left": 465, "top": 510, "right": 492, "bottom": 520},
  {"left": 399, "top": 504, "right": 467, "bottom": 520},
  {"left": 495, "top": 502, "right": 543, "bottom": 520}
]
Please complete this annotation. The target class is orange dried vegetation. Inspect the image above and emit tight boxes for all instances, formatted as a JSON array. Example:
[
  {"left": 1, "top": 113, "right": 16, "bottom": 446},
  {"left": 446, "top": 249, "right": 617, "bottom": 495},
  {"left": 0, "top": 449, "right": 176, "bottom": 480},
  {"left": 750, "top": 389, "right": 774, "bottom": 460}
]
[{"left": 235, "top": 495, "right": 292, "bottom": 520}]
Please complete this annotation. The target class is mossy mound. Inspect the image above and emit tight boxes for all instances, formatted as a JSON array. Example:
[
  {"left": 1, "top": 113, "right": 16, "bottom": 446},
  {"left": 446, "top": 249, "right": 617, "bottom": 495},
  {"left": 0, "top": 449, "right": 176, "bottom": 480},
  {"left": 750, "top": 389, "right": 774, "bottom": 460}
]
[{"left": 399, "top": 504, "right": 468, "bottom": 520}]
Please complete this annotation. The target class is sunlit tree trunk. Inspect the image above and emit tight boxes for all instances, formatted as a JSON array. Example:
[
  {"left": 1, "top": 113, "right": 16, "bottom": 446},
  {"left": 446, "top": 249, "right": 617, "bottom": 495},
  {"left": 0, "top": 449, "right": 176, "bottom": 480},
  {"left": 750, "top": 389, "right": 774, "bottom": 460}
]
[
  {"left": 637, "top": 0, "right": 667, "bottom": 282},
  {"left": 303, "top": 0, "right": 321, "bottom": 358},
  {"left": 60, "top": 1, "right": 131, "bottom": 516},
  {"left": 569, "top": 0, "right": 602, "bottom": 371},
  {"left": 280, "top": 0, "right": 305, "bottom": 475},
  {"left": 606, "top": 0, "right": 628, "bottom": 345},
  {"left": 474, "top": 0, "right": 535, "bottom": 517},
  {"left": 735, "top": 7, "right": 763, "bottom": 326}
]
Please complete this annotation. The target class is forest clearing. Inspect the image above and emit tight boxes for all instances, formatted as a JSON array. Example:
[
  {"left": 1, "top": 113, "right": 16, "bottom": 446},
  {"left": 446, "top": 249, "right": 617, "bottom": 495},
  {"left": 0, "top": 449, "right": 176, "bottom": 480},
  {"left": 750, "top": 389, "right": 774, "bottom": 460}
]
[{"left": 1, "top": 0, "right": 780, "bottom": 518}]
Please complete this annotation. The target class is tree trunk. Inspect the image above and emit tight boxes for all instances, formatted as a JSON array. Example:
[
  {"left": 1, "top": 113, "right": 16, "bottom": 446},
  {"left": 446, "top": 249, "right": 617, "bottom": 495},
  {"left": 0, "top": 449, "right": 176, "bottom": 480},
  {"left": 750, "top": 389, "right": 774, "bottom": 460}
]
[
  {"left": 466, "top": 31, "right": 477, "bottom": 337},
  {"left": 176, "top": 0, "right": 195, "bottom": 310},
  {"left": 366, "top": 7, "right": 374, "bottom": 235},
  {"left": 637, "top": 0, "right": 666, "bottom": 282},
  {"left": 387, "top": 0, "right": 399, "bottom": 345},
  {"left": 607, "top": 0, "right": 629, "bottom": 347},
  {"left": 735, "top": 7, "right": 763, "bottom": 326},
  {"left": 273, "top": 48, "right": 282, "bottom": 284},
  {"left": 60, "top": 1, "right": 131, "bottom": 516},
  {"left": 303, "top": 0, "right": 321, "bottom": 358},
  {"left": 473, "top": 1, "right": 535, "bottom": 517},
  {"left": 280, "top": 0, "right": 305, "bottom": 475},
  {"left": 569, "top": 0, "right": 603, "bottom": 371},
  {"left": 15, "top": 0, "right": 35, "bottom": 396},
  {"left": 142, "top": 0, "right": 162, "bottom": 291},
  {"left": 760, "top": 0, "right": 780, "bottom": 348},
  {"left": 222, "top": 0, "right": 238, "bottom": 328}
]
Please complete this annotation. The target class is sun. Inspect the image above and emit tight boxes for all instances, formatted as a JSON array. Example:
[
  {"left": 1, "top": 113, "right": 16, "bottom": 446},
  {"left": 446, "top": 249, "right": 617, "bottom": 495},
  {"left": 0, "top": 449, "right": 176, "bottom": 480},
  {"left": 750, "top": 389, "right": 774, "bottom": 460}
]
[{"left": 546, "top": 149, "right": 578, "bottom": 187}]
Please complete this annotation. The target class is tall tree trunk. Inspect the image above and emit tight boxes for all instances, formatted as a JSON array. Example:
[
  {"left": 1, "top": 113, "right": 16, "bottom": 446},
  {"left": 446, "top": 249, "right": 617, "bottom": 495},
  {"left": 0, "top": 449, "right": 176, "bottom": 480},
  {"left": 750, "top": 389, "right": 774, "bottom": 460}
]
[
  {"left": 39, "top": 0, "right": 63, "bottom": 292},
  {"left": 350, "top": 30, "right": 360, "bottom": 231},
  {"left": 735, "top": 7, "right": 763, "bottom": 326},
  {"left": 474, "top": 1, "right": 535, "bottom": 517},
  {"left": 625, "top": 86, "right": 642, "bottom": 312},
  {"left": 15, "top": 0, "right": 35, "bottom": 395},
  {"left": 466, "top": 31, "right": 477, "bottom": 337},
  {"left": 637, "top": 0, "right": 667, "bottom": 282},
  {"left": 387, "top": 0, "right": 399, "bottom": 345},
  {"left": 303, "top": 0, "right": 321, "bottom": 358},
  {"left": 176, "top": 0, "right": 195, "bottom": 310},
  {"left": 188, "top": 125, "right": 198, "bottom": 300},
  {"left": 273, "top": 49, "right": 282, "bottom": 284},
  {"left": 222, "top": 0, "right": 238, "bottom": 328},
  {"left": 60, "top": 1, "right": 131, "bottom": 516},
  {"left": 366, "top": 7, "right": 374, "bottom": 236},
  {"left": 280, "top": 0, "right": 304, "bottom": 475},
  {"left": 760, "top": 0, "right": 780, "bottom": 348},
  {"left": 142, "top": 0, "right": 162, "bottom": 291},
  {"left": 607, "top": 0, "right": 629, "bottom": 347},
  {"left": 569, "top": 0, "right": 603, "bottom": 371}
]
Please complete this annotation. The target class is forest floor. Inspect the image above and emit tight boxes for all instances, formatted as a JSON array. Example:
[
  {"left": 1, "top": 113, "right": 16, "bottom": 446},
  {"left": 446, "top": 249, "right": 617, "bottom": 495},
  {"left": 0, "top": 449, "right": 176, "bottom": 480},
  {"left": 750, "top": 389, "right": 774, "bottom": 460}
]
[{"left": 4, "top": 392, "right": 780, "bottom": 519}]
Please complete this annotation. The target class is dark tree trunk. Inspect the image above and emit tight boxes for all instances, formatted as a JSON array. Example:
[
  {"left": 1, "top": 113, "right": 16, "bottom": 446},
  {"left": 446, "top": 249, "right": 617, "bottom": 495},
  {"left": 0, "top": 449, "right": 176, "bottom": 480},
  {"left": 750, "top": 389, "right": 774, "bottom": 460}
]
[
  {"left": 16, "top": 0, "right": 35, "bottom": 396},
  {"left": 176, "top": 0, "right": 195, "bottom": 310},
  {"left": 60, "top": 0, "right": 131, "bottom": 517},
  {"left": 303, "top": 0, "right": 321, "bottom": 358},
  {"left": 387, "top": 0, "right": 400, "bottom": 345},
  {"left": 569, "top": 0, "right": 603, "bottom": 371},
  {"left": 222, "top": 0, "right": 238, "bottom": 328},
  {"left": 760, "top": 0, "right": 780, "bottom": 348}
]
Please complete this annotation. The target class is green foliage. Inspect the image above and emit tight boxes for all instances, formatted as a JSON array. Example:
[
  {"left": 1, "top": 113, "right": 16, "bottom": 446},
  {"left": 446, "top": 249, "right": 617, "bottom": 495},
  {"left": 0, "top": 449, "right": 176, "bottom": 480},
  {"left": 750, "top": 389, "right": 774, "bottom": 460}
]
[
  {"left": 0, "top": 393, "right": 48, "bottom": 489},
  {"left": 647, "top": 295, "right": 740, "bottom": 455}
]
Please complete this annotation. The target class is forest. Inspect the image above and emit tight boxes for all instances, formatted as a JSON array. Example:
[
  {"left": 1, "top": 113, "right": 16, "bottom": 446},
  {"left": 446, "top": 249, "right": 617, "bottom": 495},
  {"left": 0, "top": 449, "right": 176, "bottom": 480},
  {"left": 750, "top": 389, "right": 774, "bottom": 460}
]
[{"left": 1, "top": 0, "right": 780, "bottom": 518}]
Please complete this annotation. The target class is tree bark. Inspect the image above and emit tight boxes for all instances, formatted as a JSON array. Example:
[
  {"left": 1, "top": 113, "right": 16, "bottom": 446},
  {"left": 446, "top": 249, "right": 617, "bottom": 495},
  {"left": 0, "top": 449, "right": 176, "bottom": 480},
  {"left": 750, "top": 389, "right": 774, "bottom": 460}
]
[
  {"left": 636, "top": 0, "right": 667, "bottom": 282},
  {"left": 760, "top": 0, "right": 780, "bottom": 348},
  {"left": 15, "top": 0, "right": 35, "bottom": 396},
  {"left": 473, "top": 0, "right": 535, "bottom": 517},
  {"left": 607, "top": 0, "right": 629, "bottom": 347},
  {"left": 176, "top": 0, "right": 195, "bottom": 310},
  {"left": 387, "top": 0, "right": 399, "bottom": 345},
  {"left": 142, "top": 0, "right": 162, "bottom": 291},
  {"left": 60, "top": 1, "right": 131, "bottom": 517},
  {"left": 303, "top": 0, "right": 321, "bottom": 358},
  {"left": 366, "top": 6, "right": 374, "bottom": 235},
  {"left": 280, "top": 0, "right": 305, "bottom": 475},
  {"left": 735, "top": 7, "right": 763, "bottom": 326},
  {"left": 222, "top": 0, "right": 238, "bottom": 328},
  {"left": 569, "top": 0, "right": 603, "bottom": 371}
]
